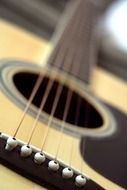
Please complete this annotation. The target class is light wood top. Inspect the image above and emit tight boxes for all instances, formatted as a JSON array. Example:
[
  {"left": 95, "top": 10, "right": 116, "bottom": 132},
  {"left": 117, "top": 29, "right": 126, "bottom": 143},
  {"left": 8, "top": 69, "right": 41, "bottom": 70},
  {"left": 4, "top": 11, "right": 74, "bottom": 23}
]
[
  {"left": 0, "top": 18, "right": 126, "bottom": 190},
  {"left": 0, "top": 19, "right": 48, "bottom": 64},
  {"left": 92, "top": 67, "right": 127, "bottom": 113},
  {"left": 0, "top": 18, "right": 126, "bottom": 113}
]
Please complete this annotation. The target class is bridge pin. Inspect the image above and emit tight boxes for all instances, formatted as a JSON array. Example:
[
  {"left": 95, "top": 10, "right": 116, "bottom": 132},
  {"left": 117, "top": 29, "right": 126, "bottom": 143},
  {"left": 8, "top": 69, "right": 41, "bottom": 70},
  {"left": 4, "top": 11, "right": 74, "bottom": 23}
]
[
  {"left": 62, "top": 167, "right": 73, "bottom": 179},
  {"left": 75, "top": 175, "right": 86, "bottom": 187},
  {"left": 20, "top": 145, "right": 32, "bottom": 157},
  {"left": 34, "top": 152, "right": 45, "bottom": 164},
  {"left": 5, "top": 137, "right": 18, "bottom": 151},
  {"left": 48, "top": 160, "right": 59, "bottom": 171}
]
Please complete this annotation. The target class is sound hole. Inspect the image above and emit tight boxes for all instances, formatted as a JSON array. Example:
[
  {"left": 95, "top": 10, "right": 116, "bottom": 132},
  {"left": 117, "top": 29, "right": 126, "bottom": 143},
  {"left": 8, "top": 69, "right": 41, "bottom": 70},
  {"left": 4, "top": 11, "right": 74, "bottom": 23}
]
[{"left": 13, "top": 72, "right": 103, "bottom": 128}]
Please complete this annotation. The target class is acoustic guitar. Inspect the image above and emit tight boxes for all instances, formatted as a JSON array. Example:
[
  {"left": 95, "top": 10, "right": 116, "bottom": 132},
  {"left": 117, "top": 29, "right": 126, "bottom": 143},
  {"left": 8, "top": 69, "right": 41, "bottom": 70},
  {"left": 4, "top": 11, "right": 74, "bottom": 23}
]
[{"left": 0, "top": 0, "right": 127, "bottom": 190}]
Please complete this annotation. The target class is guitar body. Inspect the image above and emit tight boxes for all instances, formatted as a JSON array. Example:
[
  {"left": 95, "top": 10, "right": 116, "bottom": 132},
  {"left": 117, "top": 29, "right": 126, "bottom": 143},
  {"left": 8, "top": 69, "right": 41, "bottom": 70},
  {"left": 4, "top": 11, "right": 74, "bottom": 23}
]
[{"left": 0, "top": 19, "right": 127, "bottom": 190}]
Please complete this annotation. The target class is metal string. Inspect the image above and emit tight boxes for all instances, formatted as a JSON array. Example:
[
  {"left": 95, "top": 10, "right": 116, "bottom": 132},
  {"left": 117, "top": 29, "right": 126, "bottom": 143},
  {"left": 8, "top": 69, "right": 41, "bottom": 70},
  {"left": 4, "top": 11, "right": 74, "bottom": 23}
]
[
  {"left": 54, "top": 0, "right": 99, "bottom": 166},
  {"left": 13, "top": 0, "right": 99, "bottom": 177},
  {"left": 40, "top": 48, "right": 76, "bottom": 151},
  {"left": 51, "top": 1, "right": 93, "bottom": 160},
  {"left": 13, "top": 74, "right": 44, "bottom": 137},
  {"left": 12, "top": 0, "right": 81, "bottom": 138},
  {"left": 68, "top": 1, "right": 99, "bottom": 172},
  {"left": 41, "top": 0, "right": 92, "bottom": 156},
  {"left": 25, "top": 0, "right": 84, "bottom": 145},
  {"left": 68, "top": 97, "right": 81, "bottom": 167}
]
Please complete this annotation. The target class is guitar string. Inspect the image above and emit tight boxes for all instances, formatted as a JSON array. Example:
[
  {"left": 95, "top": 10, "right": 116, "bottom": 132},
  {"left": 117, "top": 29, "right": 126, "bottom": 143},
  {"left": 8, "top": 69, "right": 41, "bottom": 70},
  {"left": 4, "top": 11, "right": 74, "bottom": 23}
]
[
  {"left": 40, "top": 0, "right": 89, "bottom": 156},
  {"left": 69, "top": 96, "right": 81, "bottom": 167},
  {"left": 37, "top": 0, "right": 86, "bottom": 152},
  {"left": 14, "top": 0, "right": 97, "bottom": 177},
  {"left": 80, "top": 27, "right": 98, "bottom": 174},
  {"left": 67, "top": 5, "right": 94, "bottom": 166},
  {"left": 13, "top": 74, "right": 44, "bottom": 137},
  {"left": 70, "top": 2, "right": 100, "bottom": 174},
  {"left": 53, "top": 1, "right": 92, "bottom": 160},
  {"left": 12, "top": 0, "right": 79, "bottom": 138},
  {"left": 27, "top": 47, "right": 68, "bottom": 145},
  {"left": 54, "top": 0, "right": 99, "bottom": 170},
  {"left": 26, "top": 1, "right": 83, "bottom": 145},
  {"left": 80, "top": 103, "right": 90, "bottom": 174},
  {"left": 40, "top": 48, "right": 76, "bottom": 152}
]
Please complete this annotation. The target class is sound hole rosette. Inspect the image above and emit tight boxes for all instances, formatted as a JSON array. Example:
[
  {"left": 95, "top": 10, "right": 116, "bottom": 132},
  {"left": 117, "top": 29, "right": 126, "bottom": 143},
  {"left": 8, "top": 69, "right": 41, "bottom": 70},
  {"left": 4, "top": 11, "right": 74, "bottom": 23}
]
[{"left": 0, "top": 60, "right": 116, "bottom": 138}]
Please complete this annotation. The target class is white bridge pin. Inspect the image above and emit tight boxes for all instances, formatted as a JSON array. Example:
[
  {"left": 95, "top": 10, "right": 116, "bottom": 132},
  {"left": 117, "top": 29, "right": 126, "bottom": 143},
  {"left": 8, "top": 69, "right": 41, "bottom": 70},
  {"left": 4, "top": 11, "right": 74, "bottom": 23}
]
[
  {"left": 62, "top": 167, "right": 73, "bottom": 179},
  {"left": 20, "top": 145, "right": 32, "bottom": 157},
  {"left": 75, "top": 175, "right": 87, "bottom": 187},
  {"left": 48, "top": 160, "right": 59, "bottom": 171},
  {"left": 5, "top": 137, "right": 18, "bottom": 151},
  {"left": 34, "top": 152, "right": 46, "bottom": 164}
]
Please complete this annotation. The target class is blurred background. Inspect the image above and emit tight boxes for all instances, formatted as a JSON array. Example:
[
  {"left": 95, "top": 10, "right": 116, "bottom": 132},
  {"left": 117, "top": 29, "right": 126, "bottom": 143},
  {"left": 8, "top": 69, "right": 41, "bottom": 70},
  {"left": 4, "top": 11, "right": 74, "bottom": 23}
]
[{"left": 0, "top": 0, "right": 127, "bottom": 80}]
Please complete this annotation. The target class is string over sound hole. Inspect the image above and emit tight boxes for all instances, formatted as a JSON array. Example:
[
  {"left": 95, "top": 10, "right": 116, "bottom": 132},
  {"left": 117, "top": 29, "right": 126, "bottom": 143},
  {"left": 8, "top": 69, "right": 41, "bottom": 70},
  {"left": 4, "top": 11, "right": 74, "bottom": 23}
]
[{"left": 13, "top": 72, "right": 103, "bottom": 129}]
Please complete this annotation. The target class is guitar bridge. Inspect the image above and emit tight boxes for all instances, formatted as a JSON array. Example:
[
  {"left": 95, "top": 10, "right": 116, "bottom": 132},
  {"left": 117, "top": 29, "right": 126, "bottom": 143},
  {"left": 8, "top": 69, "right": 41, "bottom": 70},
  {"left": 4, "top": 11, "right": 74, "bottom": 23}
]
[{"left": 0, "top": 133, "right": 104, "bottom": 190}]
